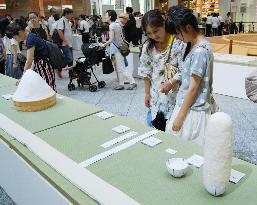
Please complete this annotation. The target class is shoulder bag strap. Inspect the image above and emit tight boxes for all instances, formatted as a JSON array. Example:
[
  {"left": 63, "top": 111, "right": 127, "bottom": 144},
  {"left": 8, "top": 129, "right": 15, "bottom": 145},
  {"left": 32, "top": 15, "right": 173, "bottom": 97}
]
[{"left": 164, "top": 35, "right": 175, "bottom": 64}]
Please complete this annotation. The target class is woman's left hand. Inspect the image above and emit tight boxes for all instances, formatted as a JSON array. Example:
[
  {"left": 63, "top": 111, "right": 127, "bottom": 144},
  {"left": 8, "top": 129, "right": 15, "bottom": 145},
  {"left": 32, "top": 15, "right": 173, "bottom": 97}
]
[
  {"left": 16, "top": 79, "right": 21, "bottom": 86},
  {"left": 172, "top": 116, "right": 184, "bottom": 132}
]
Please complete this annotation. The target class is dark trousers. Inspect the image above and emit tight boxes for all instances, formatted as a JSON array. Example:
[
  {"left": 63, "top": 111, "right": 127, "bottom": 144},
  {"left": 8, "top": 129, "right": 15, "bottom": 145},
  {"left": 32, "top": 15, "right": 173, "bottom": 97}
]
[
  {"left": 206, "top": 24, "right": 212, "bottom": 37},
  {"left": 212, "top": 28, "right": 218, "bottom": 36},
  {"left": 218, "top": 22, "right": 224, "bottom": 36},
  {"left": 0, "top": 60, "right": 5, "bottom": 75},
  {"left": 61, "top": 47, "right": 73, "bottom": 67}
]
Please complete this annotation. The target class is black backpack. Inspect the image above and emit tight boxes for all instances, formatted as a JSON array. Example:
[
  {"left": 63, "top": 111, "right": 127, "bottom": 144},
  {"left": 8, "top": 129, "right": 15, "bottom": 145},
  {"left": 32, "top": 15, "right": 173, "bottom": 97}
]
[
  {"left": 44, "top": 40, "right": 67, "bottom": 71},
  {"left": 52, "top": 20, "right": 65, "bottom": 46}
]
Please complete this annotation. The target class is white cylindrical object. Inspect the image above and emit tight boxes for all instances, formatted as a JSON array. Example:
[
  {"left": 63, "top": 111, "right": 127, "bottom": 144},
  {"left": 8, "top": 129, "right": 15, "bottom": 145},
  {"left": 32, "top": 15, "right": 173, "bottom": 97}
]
[{"left": 203, "top": 112, "right": 233, "bottom": 196}]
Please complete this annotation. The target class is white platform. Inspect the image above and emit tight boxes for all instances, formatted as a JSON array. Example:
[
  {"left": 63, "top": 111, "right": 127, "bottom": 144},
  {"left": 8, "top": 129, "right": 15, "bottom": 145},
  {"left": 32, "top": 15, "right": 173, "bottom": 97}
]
[
  {"left": 213, "top": 62, "right": 257, "bottom": 99},
  {"left": 72, "top": 34, "right": 83, "bottom": 51},
  {"left": 0, "top": 139, "right": 71, "bottom": 205}
]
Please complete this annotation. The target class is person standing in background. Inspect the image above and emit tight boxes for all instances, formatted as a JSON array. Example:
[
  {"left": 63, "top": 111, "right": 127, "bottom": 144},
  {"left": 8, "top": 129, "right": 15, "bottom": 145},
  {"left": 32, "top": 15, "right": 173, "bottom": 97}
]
[
  {"left": 57, "top": 8, "right": 74, "bottom": 69},
  {"left": 100, "top": 10, "right": 137, "bottom": 90},
  {"left": 211, "top": 13, "right": 219, "bottom": 36},
  {"left": 79, "top": 15, "right": 91, "bottom": 43},
  {"left": 124, "top": 7, "right": 138, "bottom": 45},
  {"left": 218, "top": 13, "right": 224, "bottom": 36},
  {"left": 205, "top": 14, "right": 212, "bottom": 37},
  {"left": 135, "top": 12, "right": 143, "bottom": 44},
  {"left": 48, "top": 8, "right": 57, "bottom": 32},
  {"left": 49, "top": 13, "right": 60, "bottom": 37},
  {"left": 26, "top": 12, "right": 49, "bottom": 40},
  {"left": 3, "top": 24, "right": 23, "bottom": 79}
]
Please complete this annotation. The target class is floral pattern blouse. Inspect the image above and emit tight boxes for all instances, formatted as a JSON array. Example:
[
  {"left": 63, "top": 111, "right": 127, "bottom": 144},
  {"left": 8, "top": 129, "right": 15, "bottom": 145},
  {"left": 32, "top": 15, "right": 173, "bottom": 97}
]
[{"left": 138, "top": 38, "right": 185, "bottom": 120}]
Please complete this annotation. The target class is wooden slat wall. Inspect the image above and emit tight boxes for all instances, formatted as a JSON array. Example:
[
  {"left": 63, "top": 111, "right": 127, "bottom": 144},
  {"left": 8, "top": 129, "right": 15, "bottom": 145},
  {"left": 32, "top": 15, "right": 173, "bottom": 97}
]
[{"left": 6, "top": 0, "right": 91, "bottom": 18}]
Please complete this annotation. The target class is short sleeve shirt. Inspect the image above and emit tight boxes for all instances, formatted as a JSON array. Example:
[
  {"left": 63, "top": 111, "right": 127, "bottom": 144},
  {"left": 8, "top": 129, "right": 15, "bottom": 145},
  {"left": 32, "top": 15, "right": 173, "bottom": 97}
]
[
  {"left": 80, "top": 20, "right": 90, "bottom": 33},
  {"left": 109, "top": 21, "right": 124, "bottom": 55},
  {"left": 138, "top": 38, "right": 186, "bottom": 120},
  {"left": 57, "top": 17, "right": 73, "bottom": 48},
  {"left": 176, "top": 39, "right": 214, "bottom": 111},
  {"left": 26, "top": 33, "right": 48, "bottom": 60}
]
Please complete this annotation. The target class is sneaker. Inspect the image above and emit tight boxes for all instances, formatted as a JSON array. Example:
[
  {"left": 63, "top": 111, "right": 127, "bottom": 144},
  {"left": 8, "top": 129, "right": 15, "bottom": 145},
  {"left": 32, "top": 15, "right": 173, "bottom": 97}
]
[
  {"left": 114, "top": 85, "right": 125, "bottom": 90},
  {"left": 126, "top": 83, "right": 137, "bottom": 90}
]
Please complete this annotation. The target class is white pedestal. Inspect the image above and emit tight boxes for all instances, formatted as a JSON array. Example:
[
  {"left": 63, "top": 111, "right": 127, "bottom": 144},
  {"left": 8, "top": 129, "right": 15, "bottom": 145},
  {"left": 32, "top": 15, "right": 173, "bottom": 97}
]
[
  {"left": 127, "top": 53, "right": 142, "bottom": 79},
  {"left": 0, "top": 139, "right": 71, "bottom": 205},
  {"left": 213, "top": 62, "right": 257, "bottom": 99}
]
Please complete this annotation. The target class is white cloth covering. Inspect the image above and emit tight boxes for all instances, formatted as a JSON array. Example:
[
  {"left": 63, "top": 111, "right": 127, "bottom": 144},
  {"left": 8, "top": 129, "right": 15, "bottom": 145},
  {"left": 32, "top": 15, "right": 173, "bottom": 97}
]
[{"left": 166, "top": 105, "right": 210, "bottom": 145}]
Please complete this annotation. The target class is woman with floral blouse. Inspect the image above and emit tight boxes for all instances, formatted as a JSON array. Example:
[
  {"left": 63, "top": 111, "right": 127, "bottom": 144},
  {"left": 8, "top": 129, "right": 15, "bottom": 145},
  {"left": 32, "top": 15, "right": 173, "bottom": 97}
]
[{"left": 138, "top": 9, "right": 185, "bottom": 130}]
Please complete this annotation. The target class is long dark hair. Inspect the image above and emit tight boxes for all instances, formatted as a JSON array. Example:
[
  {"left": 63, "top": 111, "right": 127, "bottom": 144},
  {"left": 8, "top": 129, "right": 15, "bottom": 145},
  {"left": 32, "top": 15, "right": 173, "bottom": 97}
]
[
  {"left": 142, "top": 9, "right": 170, "bottom": 53},
  {"left": 167, "top": 5, "right": 199, "bottom": 60}
]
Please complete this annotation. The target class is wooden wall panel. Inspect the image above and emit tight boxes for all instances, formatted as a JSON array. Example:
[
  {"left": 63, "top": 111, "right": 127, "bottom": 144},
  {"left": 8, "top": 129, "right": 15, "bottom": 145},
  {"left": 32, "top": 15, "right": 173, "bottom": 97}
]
[{"left": 6, "top": 0, "right": 91, "bottom": 18}]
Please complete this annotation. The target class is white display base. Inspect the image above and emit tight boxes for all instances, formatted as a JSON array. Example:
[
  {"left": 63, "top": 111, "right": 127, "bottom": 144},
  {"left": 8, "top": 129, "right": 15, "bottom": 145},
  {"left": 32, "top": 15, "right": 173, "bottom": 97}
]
[
  {"left": 72, "top": 34, "right": 83, "bottom": 51},
  {"left": 127, "top": 53, "right": 142, "bottom": 79},
  {"left": 0, "top": 139, "right": 71, "bottom": 205},
  {"left": 213, "top": 62, "right": 257, "bottom": 99}
]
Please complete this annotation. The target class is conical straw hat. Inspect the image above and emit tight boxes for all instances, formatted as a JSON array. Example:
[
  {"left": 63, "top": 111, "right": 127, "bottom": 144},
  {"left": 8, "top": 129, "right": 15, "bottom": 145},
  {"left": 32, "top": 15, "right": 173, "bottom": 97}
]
[{"left": 12, "top": 69, "right": 56, "bottom": 112}]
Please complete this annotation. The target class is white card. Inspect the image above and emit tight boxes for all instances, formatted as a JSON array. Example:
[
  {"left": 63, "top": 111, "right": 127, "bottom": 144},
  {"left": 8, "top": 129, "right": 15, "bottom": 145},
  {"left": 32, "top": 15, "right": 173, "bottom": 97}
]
[
  {"left": 186, "top": 154, "right": 204, "bottom": 168},
  {"left": 95, "top": 111, "right": 114, "bottom": 120},
  {"left": 230, "top": 169, "right": 246, "bottom": 184},
  {"left": 57, "top": 96, "right": 64, "bottom": 99},
  {"left": 101, "top": 131, "right": 138, "bottom": 148},
  {"left": 2, "top": 93, "right": 13, "bottom": 100},
  {"left": 80, "top": 130, "right": 159, "bottom": 167},
  {"left": 165, "top": 148, "right": 177, "bottom": 155},
  {"left": 142, "top": 137, "right": 162, "bottom": 147},
  {"left": 112, "top": 125, "right": 130, "bottom": 134}
]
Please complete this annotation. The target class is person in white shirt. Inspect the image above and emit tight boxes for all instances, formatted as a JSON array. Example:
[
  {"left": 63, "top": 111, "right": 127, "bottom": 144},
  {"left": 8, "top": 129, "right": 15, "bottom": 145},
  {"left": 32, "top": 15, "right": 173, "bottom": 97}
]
[
  {"left": 48, "top": 8, "right": 57, "bottom": 32},
  {"left": 205, "top": 14, "right": 212, "bottom": 37},
  {"left": 217, "top": 13, "right": 224, "bottom": 36},
  {"left": 79, "top": 15, "right": 91, "bottom": 43},
  {"left": 49, "top": 13, "right": 60, "bottom": 36},
  {"left": 3, "top": 24, "right": 23, "bottom": 79},
  {"left": 100, "top": 10, "right": 136, "bottom": 90},
  {"left": 211, "top": 13, "right": 219, "bottom": 36},
  {"left": 57, "top": 8, "right": 73, "bottom": 68}
]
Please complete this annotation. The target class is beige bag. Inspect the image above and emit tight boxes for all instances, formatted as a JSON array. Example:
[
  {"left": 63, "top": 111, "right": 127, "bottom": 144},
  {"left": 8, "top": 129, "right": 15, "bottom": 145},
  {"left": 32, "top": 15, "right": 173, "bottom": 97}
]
[
  {"left": 209, "top": 60, "right": 219, "bottom": 114},
  {"left": 245, "top": 71, "right": 257, "bottom": 103},
  {"left": 164, "top": 39, "right": 178, "bottom": 81}
]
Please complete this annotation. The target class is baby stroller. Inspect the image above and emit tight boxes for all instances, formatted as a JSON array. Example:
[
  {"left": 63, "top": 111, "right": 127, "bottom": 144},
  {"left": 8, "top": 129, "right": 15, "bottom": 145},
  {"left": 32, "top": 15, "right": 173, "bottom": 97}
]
[{"left": 68, "top": 43, "right": 106, "bottom": 92}]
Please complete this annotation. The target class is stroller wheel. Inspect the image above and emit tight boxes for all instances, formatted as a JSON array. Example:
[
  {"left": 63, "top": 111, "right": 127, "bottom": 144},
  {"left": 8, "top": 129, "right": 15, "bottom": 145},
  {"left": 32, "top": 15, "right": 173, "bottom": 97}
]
[
  {"left": 71, "top": 83, "right": 76, "bottom": 90},
  {"left": 98, "top": 81, "right": 106, "bottom": 88},
  {"left": 89, "top": 85, "right": 97, "bottom": 92},
  {"left": 68, "top": 84, "right": 72, "bottom": 91}
]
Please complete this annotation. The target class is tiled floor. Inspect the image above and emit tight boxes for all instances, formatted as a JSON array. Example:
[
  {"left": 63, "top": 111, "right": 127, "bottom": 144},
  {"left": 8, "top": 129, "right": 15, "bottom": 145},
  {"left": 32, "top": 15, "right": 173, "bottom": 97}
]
[{"left": 1, "top": 50, "right": 257, "bottom": 205}]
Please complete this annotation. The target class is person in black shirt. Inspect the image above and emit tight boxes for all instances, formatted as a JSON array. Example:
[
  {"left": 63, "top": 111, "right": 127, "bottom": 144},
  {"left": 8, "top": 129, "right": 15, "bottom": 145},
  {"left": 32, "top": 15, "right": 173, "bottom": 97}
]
[
  {"left": 26, "top": 12, "right": 49, "bottom": 40},
  {"left": 124, "top": 7, "right": 139, "bottom": 45}
]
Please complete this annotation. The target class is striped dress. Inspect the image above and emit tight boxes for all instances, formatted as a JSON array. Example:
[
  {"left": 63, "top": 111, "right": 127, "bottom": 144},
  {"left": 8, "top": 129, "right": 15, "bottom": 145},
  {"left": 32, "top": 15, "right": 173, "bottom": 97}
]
[{"left": 26, "top": 33, "right": 56, "bottom": 91}]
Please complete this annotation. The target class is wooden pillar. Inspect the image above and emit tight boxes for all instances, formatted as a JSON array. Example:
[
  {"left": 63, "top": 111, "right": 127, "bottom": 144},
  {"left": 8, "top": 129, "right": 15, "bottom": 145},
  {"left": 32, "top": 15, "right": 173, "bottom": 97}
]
[
  {"left": 30, "top": 0, "right": 40, "bottom": 14},
  {"left": 154, "top": 0, "right": 159, "bottom": 9},
  {"left": 82, "top": 0, "right": 91, "bottom": 15},
  {"left": 229, "top": 40, "right": 233, "bottom": 54},
  {"left": 39, "top": 0, "right": 45, "bottom": 17}
]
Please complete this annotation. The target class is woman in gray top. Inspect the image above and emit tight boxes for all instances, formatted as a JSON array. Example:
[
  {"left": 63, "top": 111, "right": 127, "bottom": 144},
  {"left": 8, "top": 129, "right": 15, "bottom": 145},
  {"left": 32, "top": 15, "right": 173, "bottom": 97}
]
[{"left": 100, "top": 10, "right": 136, "bottom": 90}]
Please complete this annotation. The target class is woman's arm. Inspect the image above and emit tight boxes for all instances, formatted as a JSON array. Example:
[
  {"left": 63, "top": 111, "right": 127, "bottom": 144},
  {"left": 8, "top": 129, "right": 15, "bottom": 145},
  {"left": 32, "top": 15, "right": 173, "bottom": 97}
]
[
  {"left": 11, "top": 44, "right": 17, "bottom": 69},
  {"left": 23, "top": 46, "right": 35, "bottom": 71},
  {"left": 102, "top": 29, "right": 114, "bottom": 47},
  {"left": 172, "top": 74, "right": 201, "bottom": 131},
  {"left": 144, "top": 77, "right": 151, "bottom": 108}
]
